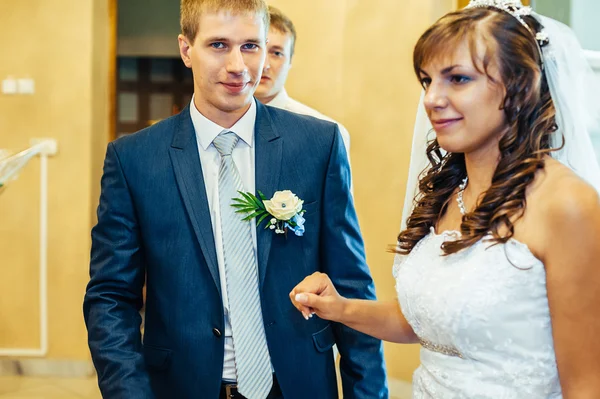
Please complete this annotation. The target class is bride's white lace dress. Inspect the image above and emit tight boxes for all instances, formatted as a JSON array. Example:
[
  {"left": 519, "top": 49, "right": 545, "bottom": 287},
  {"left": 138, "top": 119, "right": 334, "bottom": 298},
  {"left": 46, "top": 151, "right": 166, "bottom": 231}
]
[{"left": 394, "top": 227, "right": 562, "bottom": 398}]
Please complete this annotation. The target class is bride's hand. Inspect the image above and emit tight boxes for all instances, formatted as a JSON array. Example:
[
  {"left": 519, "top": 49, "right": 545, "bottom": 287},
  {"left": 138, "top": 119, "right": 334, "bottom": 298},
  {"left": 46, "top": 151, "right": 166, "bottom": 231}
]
[{"left": 289, "top": 272, "right": 347, "bottom": 321}]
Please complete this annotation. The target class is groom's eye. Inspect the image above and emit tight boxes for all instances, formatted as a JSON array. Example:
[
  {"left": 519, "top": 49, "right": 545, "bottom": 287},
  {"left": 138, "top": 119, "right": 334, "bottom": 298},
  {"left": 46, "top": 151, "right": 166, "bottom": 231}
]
[{"left": 211, "top": 42, "right": 226, "bottom": 49}]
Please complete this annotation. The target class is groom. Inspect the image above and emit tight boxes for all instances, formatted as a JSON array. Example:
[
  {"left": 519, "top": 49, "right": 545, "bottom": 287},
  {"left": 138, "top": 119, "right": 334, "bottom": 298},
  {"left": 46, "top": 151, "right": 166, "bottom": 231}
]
[{"left": 83, "top": 0, "right": 387, "bottom": 398}]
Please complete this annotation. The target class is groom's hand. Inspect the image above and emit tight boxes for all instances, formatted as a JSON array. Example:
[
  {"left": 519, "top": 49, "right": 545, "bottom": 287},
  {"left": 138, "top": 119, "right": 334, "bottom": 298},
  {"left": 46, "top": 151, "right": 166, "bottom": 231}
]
[{"left": 289, "top": 272, "right": 347, "bottom": 322}]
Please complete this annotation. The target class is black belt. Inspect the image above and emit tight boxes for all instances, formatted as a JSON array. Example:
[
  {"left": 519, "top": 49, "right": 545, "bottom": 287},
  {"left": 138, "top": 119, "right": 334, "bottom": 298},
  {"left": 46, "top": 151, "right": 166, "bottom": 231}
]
[{"left": 220, "top": 374, "right": 282, "bottom": 399}]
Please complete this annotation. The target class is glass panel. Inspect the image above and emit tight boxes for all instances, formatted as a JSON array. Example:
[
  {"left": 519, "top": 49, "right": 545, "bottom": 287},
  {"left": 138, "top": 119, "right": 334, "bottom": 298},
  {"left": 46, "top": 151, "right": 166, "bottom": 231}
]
[
  {"left": 584, "top": 38, "right": 600, "bottom": 159},
  {"left": 149, "top": 93, "right": 173, "bottom": 123},
  {"left": 593, "top": 135, "right": 600, "bottom": 161},
  {"left": 180, "top": 62, "right": 194, "bottom": 83},
  {"left": 150, "top": 59, "right": 173, "bottom": 83},
  {"left": 182, "top": 94, "right": 193, "bottom": 108},
  {"left": 533, "top": 0, "right": 570, "bottom": 25},
  {"left": 118, "top": 92, "right": 138, "bottom": 123},
  {"left": 118, "top": 58, "right": 138, "bottom": 82},
  {"left": 571, "top": 0, "right": 600, "bottom": 50}
]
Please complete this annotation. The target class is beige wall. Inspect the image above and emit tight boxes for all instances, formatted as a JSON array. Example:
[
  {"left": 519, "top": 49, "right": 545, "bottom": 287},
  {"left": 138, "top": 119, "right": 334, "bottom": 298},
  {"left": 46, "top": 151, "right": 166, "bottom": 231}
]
[
  {"left": 0, "top": 0, "right": 110, "bottom": 359},
  {"left": 268, "top": 0, "right": 454, "bottom": 381},
  {"left": 0, "top": 0, "right": 453, "bottom": 382}
]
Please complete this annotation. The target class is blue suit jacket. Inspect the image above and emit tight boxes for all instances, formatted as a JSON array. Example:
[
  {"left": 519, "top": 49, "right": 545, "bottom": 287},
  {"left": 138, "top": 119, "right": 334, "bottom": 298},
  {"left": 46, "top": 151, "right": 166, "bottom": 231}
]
[{"left": 84, "top": 101, "right": 388, "bottom": 399}]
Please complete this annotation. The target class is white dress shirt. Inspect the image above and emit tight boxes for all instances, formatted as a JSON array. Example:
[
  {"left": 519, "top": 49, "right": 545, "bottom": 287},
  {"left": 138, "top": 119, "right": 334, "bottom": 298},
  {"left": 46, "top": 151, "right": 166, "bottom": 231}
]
[{"left": 189, "top": 97, "right": 258, "bottom": 381}]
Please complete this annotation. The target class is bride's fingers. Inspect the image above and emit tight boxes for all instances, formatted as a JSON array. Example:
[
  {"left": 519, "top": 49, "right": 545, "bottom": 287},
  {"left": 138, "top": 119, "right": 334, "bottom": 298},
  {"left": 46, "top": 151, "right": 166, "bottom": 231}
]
[
  {"left": 294, "top": 293, "right": 323, "bottom": 313},
  {"left": 289, "top": 289, "right": 314, "bottom": 319},
  {"left": 291, "top": 274, "right": 330, "bottom": 297},
  {"left": 290, "top": 272, "right": 332, "bottom": 319}
]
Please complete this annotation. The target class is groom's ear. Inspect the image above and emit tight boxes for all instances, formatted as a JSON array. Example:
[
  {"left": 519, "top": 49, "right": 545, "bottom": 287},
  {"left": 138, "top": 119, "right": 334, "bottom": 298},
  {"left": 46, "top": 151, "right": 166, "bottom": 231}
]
[{"left": 179, "top": 34, "right": 193, "bottom": 69}]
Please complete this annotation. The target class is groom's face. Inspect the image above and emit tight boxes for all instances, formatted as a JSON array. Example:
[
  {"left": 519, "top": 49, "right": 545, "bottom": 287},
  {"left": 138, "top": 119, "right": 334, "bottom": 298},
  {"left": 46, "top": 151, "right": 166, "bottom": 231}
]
[{"left": 179, "top": 10, "right": 267, "bottom": 122}]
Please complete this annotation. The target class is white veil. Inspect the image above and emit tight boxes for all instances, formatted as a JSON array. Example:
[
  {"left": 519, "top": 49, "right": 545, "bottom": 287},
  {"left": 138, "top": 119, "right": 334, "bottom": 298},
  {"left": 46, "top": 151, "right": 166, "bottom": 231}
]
[
  {"left": 538, "top": 13, "right": 600, "bottom": 190},
  {"left": 400, "top": 7, "right": 600, "bottom": 230},
  {"left": 400, "top": 92, "right": 434, "bottom": 231}
]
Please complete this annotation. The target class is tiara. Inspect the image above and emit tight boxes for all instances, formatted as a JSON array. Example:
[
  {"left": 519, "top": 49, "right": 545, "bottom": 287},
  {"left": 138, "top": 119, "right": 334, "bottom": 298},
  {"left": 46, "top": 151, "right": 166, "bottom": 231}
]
[
  {"left": 466, "top": 0, "right": 550, "bottom": 55},
  {"left": 467, "top": 1, "right": 533, "bottom": 30}
]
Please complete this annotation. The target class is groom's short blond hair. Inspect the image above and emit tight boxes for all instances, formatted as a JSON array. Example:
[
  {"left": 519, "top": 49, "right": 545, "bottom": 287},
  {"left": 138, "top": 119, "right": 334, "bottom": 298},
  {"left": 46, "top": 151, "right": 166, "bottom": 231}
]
[{"left": 180, "top": 0, "right": 270, "bottom": 44}]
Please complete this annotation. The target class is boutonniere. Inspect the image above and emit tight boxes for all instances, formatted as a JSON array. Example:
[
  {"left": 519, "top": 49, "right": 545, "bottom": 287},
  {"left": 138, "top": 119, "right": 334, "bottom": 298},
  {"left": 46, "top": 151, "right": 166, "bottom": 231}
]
[{"left": 232, "top": 190, "right": 306, "bottom": 236}]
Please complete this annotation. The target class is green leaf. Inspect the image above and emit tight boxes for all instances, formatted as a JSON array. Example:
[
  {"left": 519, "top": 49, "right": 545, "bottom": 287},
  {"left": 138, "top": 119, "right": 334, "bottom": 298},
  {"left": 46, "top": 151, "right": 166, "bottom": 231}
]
[
  {"left": 231, "top": 203, "right": 255, "bottom": 209},
  {"left": 233, "top": 199, "right": 253, "bottom": 206},
  {"left": 242, "top": 210, "right": 266, "bottom": 221},
  {"left": 256, "top": 191, "right": 268, "bottom": 210},
  {"left": 246, "top": 192, "right": 264, "bottom": 210},
  {"left": 238, "top": 190, "right": 252, "bottom": 200},
  {"left": 256, "top": 212, "right": 270, "bottom": 226},
  {"left": 235, "top": 208, "right": 257, "bottom": 215},
  {"left": 239, "top": 191, "right": 258, "bottom": 206},
  {"left": 232, "top": 197, "right": 250, "bottom": 205}
]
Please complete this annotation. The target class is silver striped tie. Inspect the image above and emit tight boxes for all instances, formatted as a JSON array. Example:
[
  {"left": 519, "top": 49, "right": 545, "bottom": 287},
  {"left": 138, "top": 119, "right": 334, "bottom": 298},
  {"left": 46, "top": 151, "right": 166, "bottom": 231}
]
[{"left": 213, "top": 131, "right": 273, "bottom": 399}]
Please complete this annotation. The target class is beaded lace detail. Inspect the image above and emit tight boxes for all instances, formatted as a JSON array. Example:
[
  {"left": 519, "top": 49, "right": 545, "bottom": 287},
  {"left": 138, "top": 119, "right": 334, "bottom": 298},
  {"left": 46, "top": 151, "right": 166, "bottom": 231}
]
[{"left": 393, "top": 228, "right": 562, "bottom": 398}]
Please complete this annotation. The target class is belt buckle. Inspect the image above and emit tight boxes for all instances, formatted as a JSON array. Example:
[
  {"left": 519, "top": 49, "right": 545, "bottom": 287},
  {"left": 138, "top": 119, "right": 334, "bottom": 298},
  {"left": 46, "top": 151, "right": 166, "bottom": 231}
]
[{"left": 225, "top": 383, "right": 238, "bottom": 398}]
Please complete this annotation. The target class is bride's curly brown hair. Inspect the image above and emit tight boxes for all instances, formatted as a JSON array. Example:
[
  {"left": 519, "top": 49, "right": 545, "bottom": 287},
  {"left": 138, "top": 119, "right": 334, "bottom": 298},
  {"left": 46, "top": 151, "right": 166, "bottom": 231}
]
[{"left": 397, "top": 7, "right": 561, "bottom": 255}]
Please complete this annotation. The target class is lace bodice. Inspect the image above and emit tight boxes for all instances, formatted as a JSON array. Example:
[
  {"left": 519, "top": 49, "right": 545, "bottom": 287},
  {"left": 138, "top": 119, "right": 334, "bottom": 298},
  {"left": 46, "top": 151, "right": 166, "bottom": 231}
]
[{"left": 394, "top": 228, "right": 562, "bottom": 398}]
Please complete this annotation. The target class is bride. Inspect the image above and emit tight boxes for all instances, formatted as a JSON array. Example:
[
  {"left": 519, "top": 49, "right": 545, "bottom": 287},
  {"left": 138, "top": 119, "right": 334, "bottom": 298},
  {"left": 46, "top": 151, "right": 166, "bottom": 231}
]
[{"left": 291, "top": 1, "right": 600, "bottom": 397}]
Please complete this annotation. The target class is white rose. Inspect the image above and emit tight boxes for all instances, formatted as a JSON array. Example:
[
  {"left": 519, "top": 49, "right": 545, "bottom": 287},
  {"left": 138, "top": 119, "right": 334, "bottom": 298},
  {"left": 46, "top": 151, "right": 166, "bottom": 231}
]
[{"left": 263, "top": 190, "right": 303, "bottom": 221}]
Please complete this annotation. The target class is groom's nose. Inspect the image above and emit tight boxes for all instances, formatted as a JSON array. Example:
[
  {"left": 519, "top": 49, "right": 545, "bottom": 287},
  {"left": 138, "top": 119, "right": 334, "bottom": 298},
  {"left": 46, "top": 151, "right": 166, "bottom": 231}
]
[{"left": 226, "top": 48, "right": 248, "bottom": 75}]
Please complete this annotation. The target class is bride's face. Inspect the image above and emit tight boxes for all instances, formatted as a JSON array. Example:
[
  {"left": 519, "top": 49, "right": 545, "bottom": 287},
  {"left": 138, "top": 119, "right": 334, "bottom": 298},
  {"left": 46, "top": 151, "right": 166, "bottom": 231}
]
[{"left": 419, "top": 38, "right": 508, "bottom": 156}]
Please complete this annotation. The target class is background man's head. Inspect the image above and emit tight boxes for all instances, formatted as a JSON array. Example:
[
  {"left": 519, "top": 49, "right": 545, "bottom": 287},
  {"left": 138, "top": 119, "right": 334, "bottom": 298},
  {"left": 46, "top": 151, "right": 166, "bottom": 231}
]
[
  {"left": 255, "top": 6, "right": 296, "bottom": 104},
  {"left": 178, "top": 0, "right": 270, "bottom": 126}
]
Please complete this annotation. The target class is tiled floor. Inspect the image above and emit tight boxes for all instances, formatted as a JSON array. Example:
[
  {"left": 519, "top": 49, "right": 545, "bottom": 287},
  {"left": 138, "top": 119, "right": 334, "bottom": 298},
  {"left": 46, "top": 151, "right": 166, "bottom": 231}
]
[
  {"left": 0, "top": 377, "right": 102, "bottom": 398},
  {"left": 0, "top": 376, "right": 412, "bottom": 398},
  {"left": 389, "top": 378, "right": 413, "bottom": 399}
]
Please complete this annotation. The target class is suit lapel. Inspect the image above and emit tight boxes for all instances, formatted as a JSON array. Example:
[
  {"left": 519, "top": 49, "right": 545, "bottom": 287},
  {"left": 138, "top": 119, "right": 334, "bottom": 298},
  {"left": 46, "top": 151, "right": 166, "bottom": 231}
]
[
  {"left": 169, "top": 107, "right": 221, "bottom": 296},
  {"left": 254, "top": 102, "right": 283, "bottom": 288}
]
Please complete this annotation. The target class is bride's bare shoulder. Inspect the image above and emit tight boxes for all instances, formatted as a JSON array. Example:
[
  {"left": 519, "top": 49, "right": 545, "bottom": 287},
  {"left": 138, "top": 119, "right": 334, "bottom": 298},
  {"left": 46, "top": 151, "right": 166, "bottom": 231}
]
[
  {"left": 528, "top": 157, "right": 600, "bottom": 240},
  {"left": 532, "top": 158, "right": 599, "bottom": 207}
]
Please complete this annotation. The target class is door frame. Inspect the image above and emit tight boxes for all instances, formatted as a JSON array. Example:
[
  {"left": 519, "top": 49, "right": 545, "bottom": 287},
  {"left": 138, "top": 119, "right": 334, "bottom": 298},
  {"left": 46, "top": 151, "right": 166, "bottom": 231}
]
[{"left": 109, "top": 0, "right": 117, "bottom": 141}]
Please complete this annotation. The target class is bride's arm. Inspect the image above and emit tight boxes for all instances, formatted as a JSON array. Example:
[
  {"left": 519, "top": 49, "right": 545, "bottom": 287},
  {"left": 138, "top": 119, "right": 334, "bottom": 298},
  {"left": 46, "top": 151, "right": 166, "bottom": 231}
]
[
  {"left": 290, "top": 272, "right": 419, "bottom": 344},
  {"left": 340, "top": 298, "right": 419, "bottom": 344},
  {"left": 542, "top": 180, "right": 600, "bottom": 398}
]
